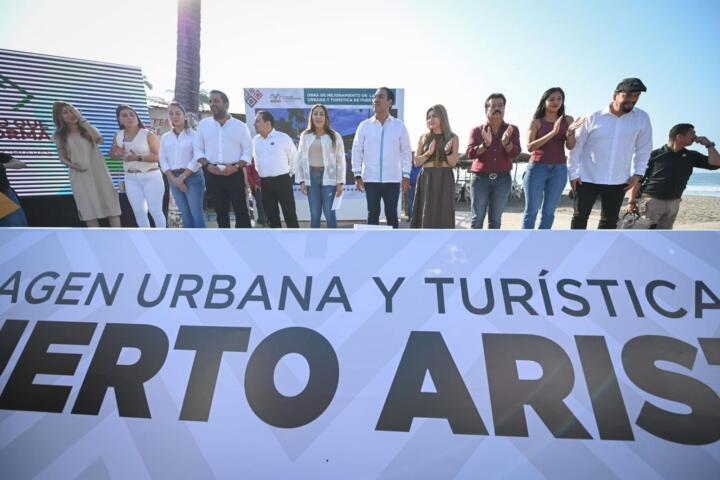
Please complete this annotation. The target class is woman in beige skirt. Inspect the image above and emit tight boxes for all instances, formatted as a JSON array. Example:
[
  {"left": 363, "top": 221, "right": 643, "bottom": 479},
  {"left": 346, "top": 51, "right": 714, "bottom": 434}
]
[
  {"left": 52, "top": 101, "right": 121, "bottom": 227},
  {"left": 411, "top": 105, "right": 459, "bottom": 228}
]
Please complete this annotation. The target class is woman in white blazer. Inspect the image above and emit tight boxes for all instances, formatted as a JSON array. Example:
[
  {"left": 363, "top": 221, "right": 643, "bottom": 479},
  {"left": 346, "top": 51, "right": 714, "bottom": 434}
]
[{"left": 296, "top": 104, "right": 346, "bottom": 228}]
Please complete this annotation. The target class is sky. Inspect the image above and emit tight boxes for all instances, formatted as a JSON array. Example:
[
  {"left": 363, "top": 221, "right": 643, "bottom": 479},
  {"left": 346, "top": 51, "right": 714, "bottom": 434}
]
[{"left": 1, "top": 0, "right": 719, "bottom": 153}]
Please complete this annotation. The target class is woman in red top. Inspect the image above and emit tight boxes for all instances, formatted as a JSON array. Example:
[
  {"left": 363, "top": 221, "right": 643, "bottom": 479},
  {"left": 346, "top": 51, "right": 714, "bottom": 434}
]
[{"left": 523, "top": 88, "right": 584, "bottom": 229}]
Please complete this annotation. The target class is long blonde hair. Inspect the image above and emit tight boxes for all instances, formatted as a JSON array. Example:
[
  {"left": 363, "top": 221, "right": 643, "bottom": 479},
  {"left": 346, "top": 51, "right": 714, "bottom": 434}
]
[
  {"left": 423, "top": 104, "right": 455, "bottom": 166},
  {"left": 52, "top": 101, "right": 95, "bottom": 157},
  {"left": 424, "top": 104, "right": 454, "bottom": 142}
]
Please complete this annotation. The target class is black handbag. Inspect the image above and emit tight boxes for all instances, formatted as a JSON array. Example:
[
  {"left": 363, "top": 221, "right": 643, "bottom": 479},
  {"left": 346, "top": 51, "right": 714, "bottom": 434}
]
[{"left": 618, "top": 211, "right": 655, "bottom": 229}]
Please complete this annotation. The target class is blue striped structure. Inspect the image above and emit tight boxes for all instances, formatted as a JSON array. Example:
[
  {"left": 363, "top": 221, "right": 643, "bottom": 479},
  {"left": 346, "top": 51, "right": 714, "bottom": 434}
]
[{"left": 0, "top": 49, "right": 149, "bottom": 196}]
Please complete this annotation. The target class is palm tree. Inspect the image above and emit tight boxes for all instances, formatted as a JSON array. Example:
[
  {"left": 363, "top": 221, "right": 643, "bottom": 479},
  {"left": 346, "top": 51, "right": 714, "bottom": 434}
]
[
  {"left": 169, "top": 0, "right": 201, "bottom": 228},
  {"left": 174, "top": 0, "right": 201, "bottom": 123}
]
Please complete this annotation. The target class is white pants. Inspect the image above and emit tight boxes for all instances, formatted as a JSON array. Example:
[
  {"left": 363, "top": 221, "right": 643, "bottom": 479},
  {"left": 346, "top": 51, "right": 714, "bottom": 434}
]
[{"left": 125, "top": 170, "right": 166, "bottom": 228}]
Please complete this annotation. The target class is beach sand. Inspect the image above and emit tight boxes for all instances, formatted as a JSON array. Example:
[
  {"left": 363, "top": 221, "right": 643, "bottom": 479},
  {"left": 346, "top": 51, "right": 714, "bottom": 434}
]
[
  {"left": 206, "top": 194, "right": 720, "bottom": 229},
  {"left": 449, "top": 194, "right": 720, "bottom": 230}
]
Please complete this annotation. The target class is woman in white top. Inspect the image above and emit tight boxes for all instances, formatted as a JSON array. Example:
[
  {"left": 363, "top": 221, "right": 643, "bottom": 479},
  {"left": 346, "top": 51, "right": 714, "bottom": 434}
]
[
  {"left": 109, "top": 104, "right": 165, "bottom": 228},
  {"left": 159, "top": 102, "right": 205, "bottom": 228},
  {"left": 296, "top": 104, "right": 346, "bottom": 228}
]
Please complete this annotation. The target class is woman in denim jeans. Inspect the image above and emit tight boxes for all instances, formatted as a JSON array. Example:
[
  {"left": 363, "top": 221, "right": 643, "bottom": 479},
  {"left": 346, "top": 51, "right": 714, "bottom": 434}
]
[
  {"left": 159, "top": 103, "right": 206, "bottom": 228},
  {"left": 523, "top": 88, "right": 584, "bottom": 229},
  {"left": 296, "top": 104, "right": 346, "bottom": 228}
]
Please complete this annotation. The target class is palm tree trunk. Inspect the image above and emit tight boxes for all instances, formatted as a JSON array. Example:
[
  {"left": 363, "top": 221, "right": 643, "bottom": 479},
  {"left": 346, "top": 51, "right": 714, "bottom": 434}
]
[
  {"left": 174, "top": 0, "right": 201, "bottom": 120},
  {"left": 170, "top": 0, "right": 201, "bottom": 228}
]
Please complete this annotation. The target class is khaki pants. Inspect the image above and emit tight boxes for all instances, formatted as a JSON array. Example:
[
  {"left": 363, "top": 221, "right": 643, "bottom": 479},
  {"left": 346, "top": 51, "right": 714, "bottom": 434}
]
[{"left": 638, "top": 194, "right": 681, "bottom": 229}]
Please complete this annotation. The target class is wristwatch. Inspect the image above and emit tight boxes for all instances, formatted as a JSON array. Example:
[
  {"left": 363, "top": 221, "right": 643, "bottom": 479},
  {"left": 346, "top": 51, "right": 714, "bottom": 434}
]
[
  {"left": 707, "top": 142, "right": 716, "bottom": 149},
  {"left": 179, "top": 173, "right": 187, "bottom": 181},
  {"left": 138, "top": 155, "right": 143, "bottom": 162}
]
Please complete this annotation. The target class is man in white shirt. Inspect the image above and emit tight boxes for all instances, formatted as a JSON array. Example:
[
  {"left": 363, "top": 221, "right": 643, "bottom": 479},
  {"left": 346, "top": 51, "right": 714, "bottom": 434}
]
[
  {"left": 252, "top": 111, "right": 299, "bottom": 228},
  {"left": 194, "top": 90, "right": 253, "bottom": 228},
  {"left": 568, "top": 78, "right": 653, "bottom": 229},
  {"left": 351, "top": 87, "right": 412, "bottom": 228}
]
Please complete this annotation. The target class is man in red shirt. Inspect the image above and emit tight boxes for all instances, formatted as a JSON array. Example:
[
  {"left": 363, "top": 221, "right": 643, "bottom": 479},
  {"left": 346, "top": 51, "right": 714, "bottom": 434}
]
[{"left": 466, "top": 93, "right": 521, "bottom": 229}]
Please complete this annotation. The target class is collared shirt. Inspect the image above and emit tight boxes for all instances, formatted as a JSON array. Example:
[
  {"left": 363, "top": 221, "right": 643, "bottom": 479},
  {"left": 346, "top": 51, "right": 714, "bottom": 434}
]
[
  {"left": 568, "top": 105, "right": 652, "bottom": 184},
  {"left": 640, "top": 145, "right": 718, "bottom": 199},
  {"left": 252, "top": 129, "right": 298, "bottom": 178},
  {"left": 159, "top": 129, "right": 200, "bottom": 173},
  {"left": 194, "top": 116, "right": 252, "bottom": 165},
  {"left": 351, "top": 115, "right": 412, "bottom": 183},
  {"left": 466, "top": 121, "right": 521, "bottom": 173}
]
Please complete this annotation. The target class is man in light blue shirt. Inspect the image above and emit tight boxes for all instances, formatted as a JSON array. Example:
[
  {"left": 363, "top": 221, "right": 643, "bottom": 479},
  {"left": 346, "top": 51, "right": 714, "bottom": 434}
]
[{"left": 351, "top": 87, "right": 412, "bottom": 228}]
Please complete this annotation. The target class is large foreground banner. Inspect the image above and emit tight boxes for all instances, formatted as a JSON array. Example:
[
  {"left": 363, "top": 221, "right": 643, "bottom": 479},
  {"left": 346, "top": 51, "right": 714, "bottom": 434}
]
[{"left": 0, "top": 229, "right": 719, "bottom": 479}]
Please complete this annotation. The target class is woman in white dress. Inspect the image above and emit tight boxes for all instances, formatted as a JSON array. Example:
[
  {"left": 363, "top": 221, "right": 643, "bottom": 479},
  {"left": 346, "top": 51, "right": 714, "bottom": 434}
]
[{"left": 52, "top": 101, "right": 121, "bottom": 227}]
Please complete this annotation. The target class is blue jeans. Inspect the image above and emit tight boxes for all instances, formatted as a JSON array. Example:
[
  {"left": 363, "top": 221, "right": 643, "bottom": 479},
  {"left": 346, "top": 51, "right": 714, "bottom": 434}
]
[
  {"left": 470, "top": 172, "right": 511, "bottom": 229},
  {"left": 0, "top": 188, "right": 28, "bottom": 227},
  {"left": 308, "top": 168, "right": 337, "bottom": 228},
  {"left": 522, "top": 162, "right": 567, "bottom": 229},
  {"left": 364, "top": 182, "right": 400, "bottom": 228},
  {"left": 407, "top": 184, "right": 416, "bottom": 218},
  {"left": 168, "top": 170, "right": 206, "bottom": 228}
]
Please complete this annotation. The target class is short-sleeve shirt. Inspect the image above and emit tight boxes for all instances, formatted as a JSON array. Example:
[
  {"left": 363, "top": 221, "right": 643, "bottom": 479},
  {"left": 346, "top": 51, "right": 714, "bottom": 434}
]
[{"left": 640, "top": 145, "right": 719, "bottom": 199}]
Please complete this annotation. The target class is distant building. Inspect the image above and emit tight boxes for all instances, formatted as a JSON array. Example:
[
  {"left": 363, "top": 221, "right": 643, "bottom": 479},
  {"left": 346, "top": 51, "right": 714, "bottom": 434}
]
[{"left": 148, "top": 99, "right": 245, "bottom": 135}]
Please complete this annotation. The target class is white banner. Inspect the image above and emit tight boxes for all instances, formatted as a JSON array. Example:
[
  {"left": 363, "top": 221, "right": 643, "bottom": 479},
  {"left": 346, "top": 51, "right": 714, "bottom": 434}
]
[
  {"left": 0, "top": 229, "right": 719, "bottom": 479},
  {"left": 243, "top": 88, "right": 406, "bottom": 221}
]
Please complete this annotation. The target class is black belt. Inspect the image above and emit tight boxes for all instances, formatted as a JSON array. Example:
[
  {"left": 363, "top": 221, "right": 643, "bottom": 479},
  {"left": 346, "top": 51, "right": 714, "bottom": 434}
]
[{"left": 474, "top": 171, "right": 509, "bottom": 180}]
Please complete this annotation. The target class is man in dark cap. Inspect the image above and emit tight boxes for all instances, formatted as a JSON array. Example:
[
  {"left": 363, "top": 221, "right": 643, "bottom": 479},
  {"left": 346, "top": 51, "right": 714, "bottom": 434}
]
[
  {"left": 568, "top": 78, "right": 653, "bottom": 229},
  {"left": 627, "top": 123, "right": 719, "bottom": 229}
]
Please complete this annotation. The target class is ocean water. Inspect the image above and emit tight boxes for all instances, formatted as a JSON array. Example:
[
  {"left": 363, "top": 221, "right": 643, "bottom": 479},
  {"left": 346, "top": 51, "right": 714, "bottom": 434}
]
[
  {"left": 506, "top": 163, "right": 720, "bottom": 197},
  {"left": 685, "top": 170, "right": 720, "bottom": 197}
]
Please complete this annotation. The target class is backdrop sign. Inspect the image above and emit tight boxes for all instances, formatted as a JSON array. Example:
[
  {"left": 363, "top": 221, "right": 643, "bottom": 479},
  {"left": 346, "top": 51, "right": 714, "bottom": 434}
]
[
  {"left": 0, "top": 229, "right": 719, "bottom": 479},
  {"left": 243, "top": 88, "right": 406, "bottom": 221},
  {"left": 0, "top": 49, "right": 150, "bottom": 197}
]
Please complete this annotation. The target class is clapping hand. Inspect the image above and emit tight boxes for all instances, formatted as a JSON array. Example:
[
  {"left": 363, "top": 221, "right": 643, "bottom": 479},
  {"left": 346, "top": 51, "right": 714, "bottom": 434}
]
[
  {"left": 425, "top": 139, "right": 437, "bottom": 156},
  {"left": 501, "top": 125, "right": 515, "bottom": 146},
  {"left": 567, "top": 117, "right": 585, "bottom": 136},
  {"left": 481, "top": 128, "right": 493, "bottom": 147},
  {"left": 444, "top": 139, "right": 453, "bottom": 155},
  {"left": 551, "top": 117, "right": 564, "bottom": 136}
]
